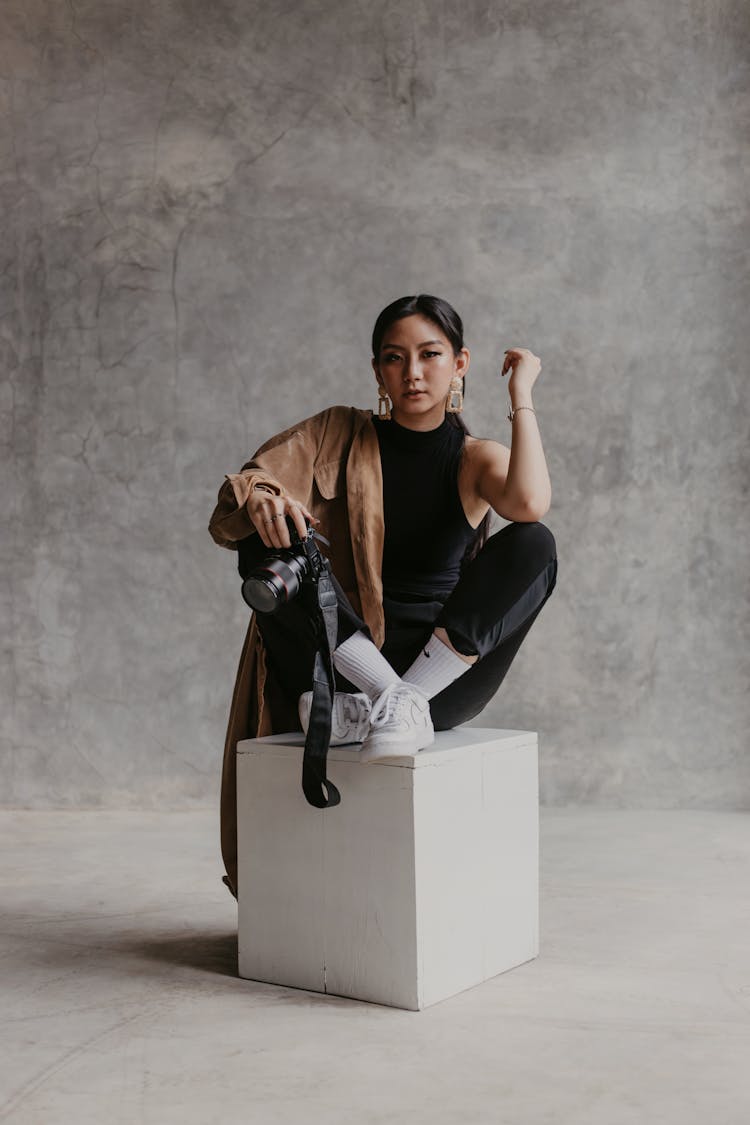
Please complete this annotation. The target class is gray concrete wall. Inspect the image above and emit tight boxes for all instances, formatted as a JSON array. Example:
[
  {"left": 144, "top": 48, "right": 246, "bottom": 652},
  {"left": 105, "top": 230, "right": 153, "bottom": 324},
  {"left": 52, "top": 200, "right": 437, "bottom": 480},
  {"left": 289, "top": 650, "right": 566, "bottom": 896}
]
[{"left": 3, "top": 0, "right": 748, "bottom": 808}]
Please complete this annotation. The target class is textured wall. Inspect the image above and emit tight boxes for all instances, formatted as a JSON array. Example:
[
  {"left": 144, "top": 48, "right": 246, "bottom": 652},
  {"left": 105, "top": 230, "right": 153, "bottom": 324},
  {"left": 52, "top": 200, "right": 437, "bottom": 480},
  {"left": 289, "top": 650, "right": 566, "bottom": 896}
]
[{"left": 3, "top": 1, "right": 749, "bottom": 808}]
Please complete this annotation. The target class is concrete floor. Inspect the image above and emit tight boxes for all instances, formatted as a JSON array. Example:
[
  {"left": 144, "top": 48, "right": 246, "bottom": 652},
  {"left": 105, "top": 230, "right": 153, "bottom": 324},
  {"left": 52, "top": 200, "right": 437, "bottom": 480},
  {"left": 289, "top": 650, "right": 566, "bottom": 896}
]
[{"left": 1, "top": 809, "right": 748, "bottom": 1124}]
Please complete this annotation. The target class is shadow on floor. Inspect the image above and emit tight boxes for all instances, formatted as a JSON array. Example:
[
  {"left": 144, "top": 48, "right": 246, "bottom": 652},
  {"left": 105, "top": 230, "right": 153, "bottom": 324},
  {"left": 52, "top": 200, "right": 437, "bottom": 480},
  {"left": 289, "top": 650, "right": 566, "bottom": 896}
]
[
  {"left": 126, "top": 931, "right": 239, "bottom": 978},
  {"left": 121, "top": 933, "right": 366, "bottom": 1007}
]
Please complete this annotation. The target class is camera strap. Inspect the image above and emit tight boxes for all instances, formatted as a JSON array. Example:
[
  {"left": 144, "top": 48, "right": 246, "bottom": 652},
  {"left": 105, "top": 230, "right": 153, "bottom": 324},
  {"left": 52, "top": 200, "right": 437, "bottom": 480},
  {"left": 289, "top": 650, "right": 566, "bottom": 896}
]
[{"left": 301, "top": 554, "right": 342, "bottom": 809}]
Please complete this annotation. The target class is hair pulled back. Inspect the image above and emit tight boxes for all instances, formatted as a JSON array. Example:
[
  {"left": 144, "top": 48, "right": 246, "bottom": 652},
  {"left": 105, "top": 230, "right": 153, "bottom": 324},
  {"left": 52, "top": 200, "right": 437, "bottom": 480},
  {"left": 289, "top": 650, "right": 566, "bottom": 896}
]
[
  {"left": 370, "top": 293, "right": 491, "bottom": 564},
  {"left": 371, "top": 294, "right": 464, "bottom": 366}
]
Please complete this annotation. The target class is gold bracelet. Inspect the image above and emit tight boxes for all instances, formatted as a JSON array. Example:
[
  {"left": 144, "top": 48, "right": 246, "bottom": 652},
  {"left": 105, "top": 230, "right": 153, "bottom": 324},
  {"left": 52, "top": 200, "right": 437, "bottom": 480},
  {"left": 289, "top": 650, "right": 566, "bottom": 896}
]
[{"left": 507, "top": 405, "right": 536, "bottom": 422}]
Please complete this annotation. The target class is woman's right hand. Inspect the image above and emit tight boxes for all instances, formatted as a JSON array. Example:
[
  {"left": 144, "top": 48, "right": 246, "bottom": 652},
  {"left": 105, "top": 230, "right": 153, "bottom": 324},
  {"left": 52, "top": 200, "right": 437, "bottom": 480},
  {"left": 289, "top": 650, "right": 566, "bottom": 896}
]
[{"left": 246, "top": 487, "right": 320, "bottom": 549}]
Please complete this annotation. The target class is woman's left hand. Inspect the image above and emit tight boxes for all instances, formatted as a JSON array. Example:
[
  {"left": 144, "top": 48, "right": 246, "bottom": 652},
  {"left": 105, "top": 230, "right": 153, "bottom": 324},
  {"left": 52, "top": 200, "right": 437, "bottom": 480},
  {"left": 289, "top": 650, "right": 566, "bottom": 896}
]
[{"left": 501, "top": 347, "right": 542, "bottom": 400}]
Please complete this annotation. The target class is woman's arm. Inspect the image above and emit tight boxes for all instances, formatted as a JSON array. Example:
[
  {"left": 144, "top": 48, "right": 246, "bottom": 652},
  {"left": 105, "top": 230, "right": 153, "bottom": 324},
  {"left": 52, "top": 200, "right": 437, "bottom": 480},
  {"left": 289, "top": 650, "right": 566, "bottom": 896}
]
[
  {"left": 471, "top": 346, "right": 552, "bottom": 523},
  {"left": 208, "top": 468, "right": 288, "bottom": 550},
  {"left": 208, "top": 406, "right": 356, "bottom": 550},
  {"left": 208, "top": 411, "right": 326, "bottom": 550}
]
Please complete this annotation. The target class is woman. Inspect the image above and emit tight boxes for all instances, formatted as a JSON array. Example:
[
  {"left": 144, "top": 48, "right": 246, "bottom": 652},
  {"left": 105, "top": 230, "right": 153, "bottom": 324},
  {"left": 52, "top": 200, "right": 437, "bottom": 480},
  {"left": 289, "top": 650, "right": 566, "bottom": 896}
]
[{"left": 209, "top": 294, "right": 558, "bottom": 897}]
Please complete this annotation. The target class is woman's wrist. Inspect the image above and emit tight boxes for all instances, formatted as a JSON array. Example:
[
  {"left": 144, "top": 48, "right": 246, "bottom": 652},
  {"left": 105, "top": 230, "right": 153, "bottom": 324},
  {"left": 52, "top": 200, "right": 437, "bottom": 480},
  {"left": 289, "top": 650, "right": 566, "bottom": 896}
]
[
  {"left": 509, "top": 390, "right": 534, "bottom": 409},
  {"left": 506, "top": 395, "right": 537, "bottom": 424}
]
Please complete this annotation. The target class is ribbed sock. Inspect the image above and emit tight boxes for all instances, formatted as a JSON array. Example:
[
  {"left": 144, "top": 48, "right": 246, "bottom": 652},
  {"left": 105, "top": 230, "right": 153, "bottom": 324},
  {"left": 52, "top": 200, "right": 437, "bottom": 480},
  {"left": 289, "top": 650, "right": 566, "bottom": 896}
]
[
  {"left": 401, "top": 632, "right": 472, "bottom": 700},
  {"left": 332, "top": 630, "right": 401, "bottom": 700}
]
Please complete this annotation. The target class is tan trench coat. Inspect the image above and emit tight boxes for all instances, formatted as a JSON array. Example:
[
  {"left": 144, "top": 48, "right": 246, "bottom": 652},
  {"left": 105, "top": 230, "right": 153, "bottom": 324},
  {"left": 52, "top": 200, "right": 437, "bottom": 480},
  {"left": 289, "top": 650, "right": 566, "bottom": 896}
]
[{"left": 208, "top": 406, "right": 387, "bottom": 896}]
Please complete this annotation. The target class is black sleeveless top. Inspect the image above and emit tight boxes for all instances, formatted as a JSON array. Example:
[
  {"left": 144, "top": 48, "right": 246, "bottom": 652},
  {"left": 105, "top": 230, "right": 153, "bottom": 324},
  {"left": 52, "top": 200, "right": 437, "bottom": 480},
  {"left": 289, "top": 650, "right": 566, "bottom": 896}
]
[{"left": 373, "top": 415, "right": 479, "bottom": 600}]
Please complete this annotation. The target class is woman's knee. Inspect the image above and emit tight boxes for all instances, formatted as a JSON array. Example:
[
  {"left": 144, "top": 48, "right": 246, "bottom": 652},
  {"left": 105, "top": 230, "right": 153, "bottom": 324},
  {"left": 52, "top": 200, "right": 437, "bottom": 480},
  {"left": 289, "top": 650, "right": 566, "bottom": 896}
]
[
  {"left": 511, "top": 519, "right": 555, "bottom": 555},
  {"left": 518, "top": 522, "right": 558, "bottom": 598},
  {"left": 483, "top": 519, "right": 556, "bottom": 566},
  {"left": 447, "top": 519, "right": 556, "bottom": 609}
]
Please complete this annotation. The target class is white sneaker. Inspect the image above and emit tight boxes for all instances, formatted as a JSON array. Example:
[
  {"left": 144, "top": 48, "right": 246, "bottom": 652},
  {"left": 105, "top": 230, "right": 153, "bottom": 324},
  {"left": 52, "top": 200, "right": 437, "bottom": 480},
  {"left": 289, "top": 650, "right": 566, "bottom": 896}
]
[
  {"left": 298, "top": 691, "right": 372, "bottom": 746},
  {"left": 359, "top": 681, "right": 434, "bottom": 763}
]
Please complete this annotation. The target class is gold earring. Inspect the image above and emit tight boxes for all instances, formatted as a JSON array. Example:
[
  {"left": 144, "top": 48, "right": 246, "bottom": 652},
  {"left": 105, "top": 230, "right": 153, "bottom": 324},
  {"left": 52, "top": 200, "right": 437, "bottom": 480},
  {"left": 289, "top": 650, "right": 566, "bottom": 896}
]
[
  {"left": 377, "top": 386, "right": 392, "bottom": 420},
  {"left": 446, "top": 376, "right": 464, "bottom": 414}
]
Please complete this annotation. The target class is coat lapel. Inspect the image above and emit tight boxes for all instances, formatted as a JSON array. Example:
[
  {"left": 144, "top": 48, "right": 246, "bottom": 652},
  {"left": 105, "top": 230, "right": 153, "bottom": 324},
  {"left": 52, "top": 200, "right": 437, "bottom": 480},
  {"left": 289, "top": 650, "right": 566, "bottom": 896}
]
[{"left": 346, "top": 410, "right": 385, "bottom": 648}]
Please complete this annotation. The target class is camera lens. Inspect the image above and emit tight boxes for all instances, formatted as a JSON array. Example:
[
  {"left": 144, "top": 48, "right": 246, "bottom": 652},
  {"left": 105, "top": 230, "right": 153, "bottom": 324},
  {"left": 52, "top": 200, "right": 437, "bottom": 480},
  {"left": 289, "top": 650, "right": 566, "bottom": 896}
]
[{"left": 241, "top": 555, "right": 307, "bottom": 613}]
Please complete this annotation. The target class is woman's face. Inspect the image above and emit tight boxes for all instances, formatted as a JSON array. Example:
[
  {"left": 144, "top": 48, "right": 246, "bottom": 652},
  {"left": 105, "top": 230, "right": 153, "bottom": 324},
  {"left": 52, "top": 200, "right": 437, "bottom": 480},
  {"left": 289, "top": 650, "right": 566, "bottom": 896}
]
[{"left": 371, "top": 314, "right": 470, "bottom": 430}]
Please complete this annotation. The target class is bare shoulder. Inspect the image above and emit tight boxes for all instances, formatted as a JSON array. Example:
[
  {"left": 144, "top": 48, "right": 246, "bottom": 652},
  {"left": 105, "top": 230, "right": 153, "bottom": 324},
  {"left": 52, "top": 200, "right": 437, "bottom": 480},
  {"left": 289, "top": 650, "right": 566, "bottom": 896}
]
[
  {"left": 463, "top": 435, "right": 511, "bottom": 475},
  {"left": 458, "top": 436, "right": 512, "bottom": 526}
]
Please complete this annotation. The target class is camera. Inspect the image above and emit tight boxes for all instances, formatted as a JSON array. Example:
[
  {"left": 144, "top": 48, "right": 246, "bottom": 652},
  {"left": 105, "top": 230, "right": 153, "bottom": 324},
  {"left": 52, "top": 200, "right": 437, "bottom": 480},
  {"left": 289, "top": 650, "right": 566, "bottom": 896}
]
[
  {"left": 237, "top": 513, "right": 341, "bottom": 808},
  {"left": 239, "top": 515, "right": 327, "bottom": 614}
]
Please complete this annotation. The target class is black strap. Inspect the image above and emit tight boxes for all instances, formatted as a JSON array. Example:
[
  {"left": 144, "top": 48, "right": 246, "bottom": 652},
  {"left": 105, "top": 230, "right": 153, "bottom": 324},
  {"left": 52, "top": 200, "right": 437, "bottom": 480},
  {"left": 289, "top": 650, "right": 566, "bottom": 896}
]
[{"left": 300, "top": 558, "right": 341, "bottom": 808}]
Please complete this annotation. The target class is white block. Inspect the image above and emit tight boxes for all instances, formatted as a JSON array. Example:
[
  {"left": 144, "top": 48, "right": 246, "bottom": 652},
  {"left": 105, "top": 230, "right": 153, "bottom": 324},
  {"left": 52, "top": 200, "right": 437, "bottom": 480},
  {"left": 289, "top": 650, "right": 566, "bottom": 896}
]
[{"left": 236, "top": 727, "right": 539, "bottom": 1010}]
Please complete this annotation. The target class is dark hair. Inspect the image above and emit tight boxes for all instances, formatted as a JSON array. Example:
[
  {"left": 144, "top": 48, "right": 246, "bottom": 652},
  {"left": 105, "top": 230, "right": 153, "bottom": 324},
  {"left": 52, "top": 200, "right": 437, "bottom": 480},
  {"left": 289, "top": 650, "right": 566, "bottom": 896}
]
[{"left": 371, "top": 293, "right": 492, "bottom": 564}]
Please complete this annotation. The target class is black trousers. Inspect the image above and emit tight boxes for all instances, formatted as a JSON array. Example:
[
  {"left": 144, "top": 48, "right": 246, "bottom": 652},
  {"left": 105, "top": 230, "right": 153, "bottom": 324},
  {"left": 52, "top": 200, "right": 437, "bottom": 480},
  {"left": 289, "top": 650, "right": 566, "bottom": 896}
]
[{"left": 254, "top": 521, "right": 558, "bottom": 731}]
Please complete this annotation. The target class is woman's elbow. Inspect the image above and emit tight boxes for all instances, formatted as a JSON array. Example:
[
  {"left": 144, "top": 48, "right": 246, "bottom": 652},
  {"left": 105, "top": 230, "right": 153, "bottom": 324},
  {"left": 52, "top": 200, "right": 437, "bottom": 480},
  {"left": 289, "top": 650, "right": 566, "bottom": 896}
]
[
  {"left": 517, "top": 493, "right": 551, "bottom": 523},
  {"left": 493, "top": 489, "right": 551, "bottom": 523}
]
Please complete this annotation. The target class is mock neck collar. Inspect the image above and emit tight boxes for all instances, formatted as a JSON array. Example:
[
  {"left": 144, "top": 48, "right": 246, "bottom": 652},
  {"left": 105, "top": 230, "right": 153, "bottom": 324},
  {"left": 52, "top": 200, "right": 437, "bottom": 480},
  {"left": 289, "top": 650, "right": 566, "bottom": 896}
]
[{"left": 373, "top": 413, "right": 454, "bottom": 449}]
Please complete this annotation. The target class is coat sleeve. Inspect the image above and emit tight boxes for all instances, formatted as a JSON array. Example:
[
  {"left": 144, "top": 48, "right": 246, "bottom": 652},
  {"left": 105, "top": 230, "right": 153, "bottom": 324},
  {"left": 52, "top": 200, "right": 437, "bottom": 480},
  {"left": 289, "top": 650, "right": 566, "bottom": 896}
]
[{"left": 207, "top": 408, "right": 334, "bottom": 550}]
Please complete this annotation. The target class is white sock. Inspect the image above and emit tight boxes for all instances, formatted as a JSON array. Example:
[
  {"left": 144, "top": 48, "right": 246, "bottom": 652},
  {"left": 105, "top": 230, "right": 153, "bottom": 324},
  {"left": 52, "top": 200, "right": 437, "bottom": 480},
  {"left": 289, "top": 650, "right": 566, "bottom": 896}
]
[
  {"left": 401, "top": 633, "right": 472, "bottom": 700},
  {"left": 333, "top": 630, "right": 401, "bottom": 700}
]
